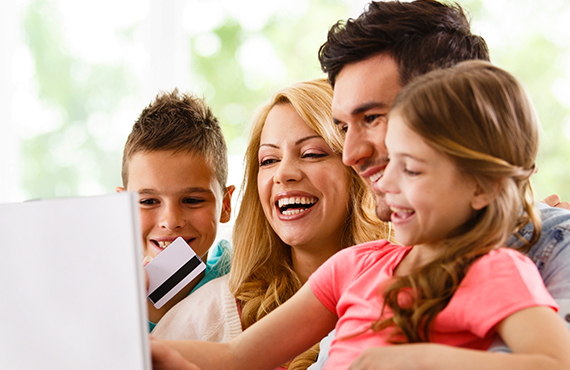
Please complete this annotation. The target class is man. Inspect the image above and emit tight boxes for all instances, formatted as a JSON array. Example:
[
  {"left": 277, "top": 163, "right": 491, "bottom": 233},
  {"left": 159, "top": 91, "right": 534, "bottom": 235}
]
[{"left": 316, "top": 0, "right": 570, "bottom": 365}]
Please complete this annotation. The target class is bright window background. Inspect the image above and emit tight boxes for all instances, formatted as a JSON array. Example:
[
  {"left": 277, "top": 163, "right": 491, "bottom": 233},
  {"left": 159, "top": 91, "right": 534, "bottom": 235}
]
[{"left": 2, "top": 0, "right": 570, "bottom": 204}]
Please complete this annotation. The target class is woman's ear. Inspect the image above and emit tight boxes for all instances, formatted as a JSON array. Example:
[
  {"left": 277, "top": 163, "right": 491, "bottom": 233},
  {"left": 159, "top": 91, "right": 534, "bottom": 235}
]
[{"left": 471, "top": 180, "right": 501, "bottom": 211}]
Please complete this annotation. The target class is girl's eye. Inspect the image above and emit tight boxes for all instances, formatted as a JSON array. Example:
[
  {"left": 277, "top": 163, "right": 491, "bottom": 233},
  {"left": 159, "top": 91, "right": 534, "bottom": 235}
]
[
  {"left": 404, "top": 168, "right": 420, "bottom": 176},
  {"left": 140, "top": 198, "right": 159, "bottom": 206}
]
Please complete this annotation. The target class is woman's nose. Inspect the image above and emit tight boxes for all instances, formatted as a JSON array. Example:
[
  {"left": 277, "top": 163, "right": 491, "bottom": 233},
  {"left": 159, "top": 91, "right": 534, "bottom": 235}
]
[{"left": 273, "top": 157, "right": 302, "bottom": 184}]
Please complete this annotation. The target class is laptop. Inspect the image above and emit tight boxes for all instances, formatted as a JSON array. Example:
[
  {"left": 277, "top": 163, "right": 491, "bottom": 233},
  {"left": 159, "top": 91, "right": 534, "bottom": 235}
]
[{"left": 0, "top": 192, "right": 151, "bottom": 370}]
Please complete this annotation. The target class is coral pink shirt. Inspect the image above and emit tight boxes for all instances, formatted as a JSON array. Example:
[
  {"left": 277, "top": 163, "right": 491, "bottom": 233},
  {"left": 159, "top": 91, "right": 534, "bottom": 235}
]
[{"left": 309, "top": 241, "right": 557, "bottom": 370}]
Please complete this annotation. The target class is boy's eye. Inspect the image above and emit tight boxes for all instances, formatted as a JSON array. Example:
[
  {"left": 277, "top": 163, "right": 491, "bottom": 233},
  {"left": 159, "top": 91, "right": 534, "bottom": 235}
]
[
  {"left": 183, "top": 198, "right": 205, "bottom": 205},
  {"left": 139, "top": 198, "right": 159, "bottom": 206}
]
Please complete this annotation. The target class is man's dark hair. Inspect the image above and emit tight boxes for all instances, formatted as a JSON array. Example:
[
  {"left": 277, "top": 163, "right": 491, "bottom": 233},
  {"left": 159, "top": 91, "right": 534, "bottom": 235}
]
[
  {"left": 122, "top": 89, "right": 228, "bottom": 189},
  {"left": 318, "top": 0, "right": 490, "bottom": 86}
]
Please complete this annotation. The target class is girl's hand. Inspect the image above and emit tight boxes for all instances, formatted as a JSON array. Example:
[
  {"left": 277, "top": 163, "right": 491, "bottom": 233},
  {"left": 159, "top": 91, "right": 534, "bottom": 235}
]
[
  {"left": 150, "top": 336, "right": 202, "bottom": 370},
  {"left": 542, "top": 194, "right": 570, "bottom": 210},
  {"left": 349, "top": 344, "right": 427, "bottom": 370}
]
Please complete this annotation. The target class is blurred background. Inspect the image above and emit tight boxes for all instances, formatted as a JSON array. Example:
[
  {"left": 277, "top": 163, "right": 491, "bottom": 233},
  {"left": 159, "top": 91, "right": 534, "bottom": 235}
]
[{"left": 1, "top": 0, "right": 570, "bottom": 204}]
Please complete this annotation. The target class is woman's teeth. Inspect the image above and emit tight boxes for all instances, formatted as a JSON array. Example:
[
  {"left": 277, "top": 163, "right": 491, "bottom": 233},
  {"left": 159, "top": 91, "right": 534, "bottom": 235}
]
[
  {"left": 278, "top": 196, "right": 318, "bottom": 215},
  {"left": 277, "top": 196, "right": 317, "bottom": 208}
]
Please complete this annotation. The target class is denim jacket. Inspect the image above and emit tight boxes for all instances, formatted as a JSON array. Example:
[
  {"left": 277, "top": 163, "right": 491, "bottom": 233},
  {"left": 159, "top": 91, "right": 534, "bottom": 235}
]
[{"left": 490, "top": 202, "right": 570, "bottom": 351}]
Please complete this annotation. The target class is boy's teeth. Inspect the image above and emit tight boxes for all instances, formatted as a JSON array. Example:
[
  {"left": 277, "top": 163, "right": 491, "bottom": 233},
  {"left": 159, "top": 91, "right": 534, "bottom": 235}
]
[
  {"left": 157, "top": 241, "right": 172, "bottom": 249},
  {"left": 277, "top": 196, "right": 317, "bottom": 208}
]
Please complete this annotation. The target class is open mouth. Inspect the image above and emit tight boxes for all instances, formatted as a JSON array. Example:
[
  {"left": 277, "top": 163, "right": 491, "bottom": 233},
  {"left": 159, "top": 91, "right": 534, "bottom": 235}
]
[
  {"left": 390, "top": 206, "right": 415, "bottom": 220},
  {"left": 151, "top": 238, "right": 194, "bottom": 249},
  {"left": 277, "top": 196, "right": 318, "bottom": 216}
]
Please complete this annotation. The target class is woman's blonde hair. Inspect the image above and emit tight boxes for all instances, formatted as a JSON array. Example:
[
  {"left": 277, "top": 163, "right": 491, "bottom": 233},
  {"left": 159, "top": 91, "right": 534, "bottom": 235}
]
[
  {"left": 375, "top": 60, "right": 542, "bottom": 342},
  {"left": 230, "top": 78, "right": 389, "bottom": 369}
]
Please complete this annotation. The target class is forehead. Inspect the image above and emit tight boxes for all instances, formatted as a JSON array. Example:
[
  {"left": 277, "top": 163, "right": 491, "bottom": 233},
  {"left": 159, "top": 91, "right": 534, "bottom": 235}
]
[
  {"left": 386, "top": 113, "right": 435, "bottom": 160},
  {"left": 332, "top": 53, "right": 402, "bottom": 117},
  {"left": 127, "top": 150, "right": 220, "bottom": 192},
  {"left": 260, "top": 104, "right": 316, "bottom": 142}
]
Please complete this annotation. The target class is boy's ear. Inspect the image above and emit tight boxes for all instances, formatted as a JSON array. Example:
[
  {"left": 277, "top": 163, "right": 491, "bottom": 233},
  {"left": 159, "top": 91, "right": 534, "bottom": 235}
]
[
  {"left": 471, "top": 181, "right": 500, "bottom": 211},
  {"left": 115, "top": 186, "right": 125, "bottom": 193},
  {"left": 219, "top": 185, "right": 235, "bottom": 223}
]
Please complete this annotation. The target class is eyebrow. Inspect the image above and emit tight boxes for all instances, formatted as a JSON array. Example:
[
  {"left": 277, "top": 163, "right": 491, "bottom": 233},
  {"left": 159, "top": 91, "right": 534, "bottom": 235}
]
[
  {"left": 137, "top": 187, "right": 214, "bottom": 195},
  {"left": 259, "top": 135, "right": 322, "bottom": 149},
  {"left": 333, "top": 101, "right": 390, "bottom": 125}
]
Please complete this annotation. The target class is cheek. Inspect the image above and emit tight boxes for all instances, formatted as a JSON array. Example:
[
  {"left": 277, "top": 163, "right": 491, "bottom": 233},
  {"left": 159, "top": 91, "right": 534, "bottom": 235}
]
[
  {"left": 138, "top": 209, "right": 155, "bottom": 237},
  {"left": 257, "top": 174, "right": 273, "bottom": 212}
]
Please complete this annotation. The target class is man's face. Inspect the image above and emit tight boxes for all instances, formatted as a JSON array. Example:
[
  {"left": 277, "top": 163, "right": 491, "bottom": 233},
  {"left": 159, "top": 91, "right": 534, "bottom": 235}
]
[{"left": 332, "top": 53, "right": 402, "bottom": 221}]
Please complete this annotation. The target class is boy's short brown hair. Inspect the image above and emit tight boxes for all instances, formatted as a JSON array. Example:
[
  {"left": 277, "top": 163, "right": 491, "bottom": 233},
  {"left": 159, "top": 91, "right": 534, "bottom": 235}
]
[{"left": 122, "top": 89, "right": 228, "bottom": 190}]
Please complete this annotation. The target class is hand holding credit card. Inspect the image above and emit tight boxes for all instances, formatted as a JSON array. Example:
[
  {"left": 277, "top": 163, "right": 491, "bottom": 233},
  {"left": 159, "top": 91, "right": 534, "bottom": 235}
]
[{"left": 144, "top": 237, "right": 206, "bottom": 309}]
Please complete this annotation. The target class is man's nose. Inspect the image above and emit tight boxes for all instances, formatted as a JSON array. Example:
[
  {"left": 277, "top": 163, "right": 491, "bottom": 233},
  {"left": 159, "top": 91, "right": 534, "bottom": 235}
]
[{"left": 342, "top": 126, "right": 374, "bottom": 168}]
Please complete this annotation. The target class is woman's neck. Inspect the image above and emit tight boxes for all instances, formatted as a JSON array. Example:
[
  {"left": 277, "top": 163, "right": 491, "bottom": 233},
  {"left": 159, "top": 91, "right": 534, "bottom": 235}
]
[{"left": 290, "top": 242, "right": 344, "bottom": 284}]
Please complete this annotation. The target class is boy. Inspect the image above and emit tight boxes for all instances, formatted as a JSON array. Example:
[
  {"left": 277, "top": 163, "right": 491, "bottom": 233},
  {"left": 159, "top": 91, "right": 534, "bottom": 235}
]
[{"left": 116, "top": 89, "right": 235, "bottom": 330}]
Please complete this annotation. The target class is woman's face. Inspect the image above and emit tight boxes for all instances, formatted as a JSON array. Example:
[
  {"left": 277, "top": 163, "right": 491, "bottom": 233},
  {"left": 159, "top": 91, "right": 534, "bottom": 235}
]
[{"left": 257, "top": 103, "right": 352, "bottom": 253}]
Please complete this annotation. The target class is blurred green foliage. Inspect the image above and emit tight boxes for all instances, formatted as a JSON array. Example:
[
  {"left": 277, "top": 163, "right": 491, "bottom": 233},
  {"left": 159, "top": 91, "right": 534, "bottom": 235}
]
[{"left": 20, "top": 0, "right": 570, "bottom": 202}]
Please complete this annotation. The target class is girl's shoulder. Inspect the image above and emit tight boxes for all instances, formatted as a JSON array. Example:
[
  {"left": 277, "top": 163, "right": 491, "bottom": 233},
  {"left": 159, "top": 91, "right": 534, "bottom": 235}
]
[
  {"left": 335, "top": 240, "right": 410, "bottom": 266},
  {"left": 473, "top": 247, "right": 535, "bottom": 271}
]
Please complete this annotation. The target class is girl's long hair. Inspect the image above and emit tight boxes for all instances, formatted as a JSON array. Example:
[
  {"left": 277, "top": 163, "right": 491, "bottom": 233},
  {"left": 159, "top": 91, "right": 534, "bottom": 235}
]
[
  {"left": 374, "top": 61, "right": 542, "bottom": 342},
  {"left": 229, "top": 79, "right": 389, "bottom": 369}
]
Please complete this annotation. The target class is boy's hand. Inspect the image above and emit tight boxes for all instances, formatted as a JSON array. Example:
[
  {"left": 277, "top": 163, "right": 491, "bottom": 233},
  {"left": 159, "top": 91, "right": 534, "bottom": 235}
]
[
  {"left": 150, "top": 336, "right": 201, "bottom": 370},
  {"left": 143, "top": 256, "right": 153, "bottom": 292},
  {"left": 542, "top": 194, "right": 570, "bottom": 210}
]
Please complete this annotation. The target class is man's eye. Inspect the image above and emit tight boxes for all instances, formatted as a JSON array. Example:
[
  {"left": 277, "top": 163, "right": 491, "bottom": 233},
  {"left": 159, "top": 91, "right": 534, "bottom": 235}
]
[
  {"left": 337, "top": 124, "right": 348, "bottom": 133},
  {"left": 364, "top": 114, "right": 381, "bottom": 124}
]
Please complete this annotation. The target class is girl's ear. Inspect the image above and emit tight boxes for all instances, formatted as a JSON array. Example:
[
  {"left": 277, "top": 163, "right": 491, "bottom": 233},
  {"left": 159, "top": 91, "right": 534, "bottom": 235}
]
[{"left": 471, "top": 180, "right": 501, "bottom": 211}]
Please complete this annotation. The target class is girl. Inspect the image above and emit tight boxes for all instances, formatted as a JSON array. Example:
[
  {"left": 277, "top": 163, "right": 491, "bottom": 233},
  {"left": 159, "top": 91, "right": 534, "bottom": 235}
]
[
  {"left": 151, "top": 79, "right": 388, "bottom": 369},
  {"left": 154, "top": 61, "right": 570, "bottom": 370}
]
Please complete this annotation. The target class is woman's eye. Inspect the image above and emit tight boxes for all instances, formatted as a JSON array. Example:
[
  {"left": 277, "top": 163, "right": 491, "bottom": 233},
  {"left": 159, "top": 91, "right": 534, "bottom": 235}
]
[
  {"left": 303, "top": 152, "right": 328, "bottom": 159},
  {"left": 259, "top": 158, "right": 278, "bottom": 167}
]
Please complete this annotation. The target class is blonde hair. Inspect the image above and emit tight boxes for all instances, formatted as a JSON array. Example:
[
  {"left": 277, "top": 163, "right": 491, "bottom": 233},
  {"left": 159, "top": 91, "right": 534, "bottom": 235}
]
[
  {"left": 230, "top": 79, "right": 389, "bottom": 369},
  {"left": 375, "top": 60, "right": 542, "bottom": 342}
]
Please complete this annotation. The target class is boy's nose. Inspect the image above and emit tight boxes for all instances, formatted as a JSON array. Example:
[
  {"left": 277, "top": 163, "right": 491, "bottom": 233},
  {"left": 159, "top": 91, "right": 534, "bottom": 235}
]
[
  {"left": 159, "top": 206, "right": 186, "bottom": 230},
  {"left": 273, "top": 157, "right": 302, "bottom": 184}
]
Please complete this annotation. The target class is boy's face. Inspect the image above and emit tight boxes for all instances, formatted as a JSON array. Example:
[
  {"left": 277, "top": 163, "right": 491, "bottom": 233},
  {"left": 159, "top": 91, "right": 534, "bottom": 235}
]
[{"left": 117, "top": 150, "right": 233, "bottom": 260}]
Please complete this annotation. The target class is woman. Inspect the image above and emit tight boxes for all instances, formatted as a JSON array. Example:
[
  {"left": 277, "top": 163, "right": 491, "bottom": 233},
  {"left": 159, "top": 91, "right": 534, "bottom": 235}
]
[{"left": 151, "top": 79, "right": 389, "bottom": 369}]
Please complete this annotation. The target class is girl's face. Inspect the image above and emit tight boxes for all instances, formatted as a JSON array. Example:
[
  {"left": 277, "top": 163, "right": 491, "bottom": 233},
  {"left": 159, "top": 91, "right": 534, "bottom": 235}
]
[
  {"left": 257, "top": 104, "right": 351, "bottom": 253},
  {"left": 378, "top": 112, "right": 483, "bottom": 249}
]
